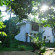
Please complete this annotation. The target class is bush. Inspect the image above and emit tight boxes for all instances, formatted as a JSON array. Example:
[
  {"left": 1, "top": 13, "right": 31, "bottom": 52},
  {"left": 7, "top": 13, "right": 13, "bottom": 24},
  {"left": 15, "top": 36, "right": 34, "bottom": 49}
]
[
  {"left": 0, "top": 41, "right": 2, "bottom": 50},
  {"left": 53, "top": 41, "right": 55, "bottom": 47},
  {"left": 40, "top": 46, "right": 46, "bottom": 53},
  {"left": 18, "top": 45, "right": 26, "bottom": 51},
  {"left": 10, "top": 39, "right": 19, "bottom": 48},
  {"left": 0, "top": 36, "right": 10, "bottom": 47},
  {"left": 33, "top": 37, "right": 42, "bottom": 49}
]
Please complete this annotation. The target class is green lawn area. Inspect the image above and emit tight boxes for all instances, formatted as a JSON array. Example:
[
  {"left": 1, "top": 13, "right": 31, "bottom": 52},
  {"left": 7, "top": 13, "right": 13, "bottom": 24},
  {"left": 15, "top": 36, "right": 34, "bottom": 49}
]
[
  {"left": 0, "top": 46, "right": 33, "bottom": 51},
  {"left": 0, "top": 39, "right": 55, "bottom": 52},
  {"left": 0, "top": 40, "right": 33, "bottom": 51}
]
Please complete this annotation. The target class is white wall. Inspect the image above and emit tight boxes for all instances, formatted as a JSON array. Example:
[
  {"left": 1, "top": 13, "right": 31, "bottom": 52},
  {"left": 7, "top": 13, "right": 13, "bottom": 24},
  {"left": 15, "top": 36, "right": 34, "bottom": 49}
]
[
  {"left": 15, "top": 22, "right": 39, "bottom": 42},
  {"left": 15, "top": 24, "right": 26, "bottom": 42},
  {"left": 15, "top": 22, "right": 32, "bottom": 42},
  {"left": 42, "top": 27, "right": 54, "bottom": 43},
  {"left": 15, "top": 21, "right": 54, "bottom": 43},
  {"left": 26, "top": 22, "right": 31, "bottom": 33}
]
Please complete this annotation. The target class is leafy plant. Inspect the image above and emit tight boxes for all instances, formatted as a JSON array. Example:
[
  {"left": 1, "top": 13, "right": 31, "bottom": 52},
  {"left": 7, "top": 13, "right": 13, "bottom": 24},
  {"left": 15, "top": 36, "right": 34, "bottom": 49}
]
[
  {"left": 33, "top": 37, "right": 41, "bottom": 48},
  {"left": 50, "top": 53, "right": 53, "bottom": 55},
  {"left": 40, "top": 46, "right": 46, "bottom": 53},
  {"left": 18, "top": 45, "right": 26, "bottom": 51},
  {"left": 53, "top": 41, "right": 55, "bottom": 47}
]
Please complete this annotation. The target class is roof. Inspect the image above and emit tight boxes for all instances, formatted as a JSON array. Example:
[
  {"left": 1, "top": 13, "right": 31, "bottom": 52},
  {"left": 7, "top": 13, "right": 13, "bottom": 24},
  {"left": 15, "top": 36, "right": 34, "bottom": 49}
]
[
  {"left": 16, "top": 20, "right": 39, "bottom": 26},
  {"left": 16, "top": 22, "right": 26, "bottom": 26}
]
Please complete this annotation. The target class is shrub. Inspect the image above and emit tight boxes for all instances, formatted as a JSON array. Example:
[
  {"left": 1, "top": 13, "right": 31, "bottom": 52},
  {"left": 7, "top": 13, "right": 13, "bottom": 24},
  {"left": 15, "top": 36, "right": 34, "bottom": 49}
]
[
  {"left": 0, "top": 41, "right": 2, "bottom": 49},
  {"left": 53, "top": 41, "right": 55, "bottom": 47},
  {"left": 10, "top": 39, "right": 19, "bottom": 48},
  {"left": 40, "top": 46, "right": 46, "bottom": 53},
  {"left": 33, "top": 37, "right": 42, "bottom": 49},
  {"left": 2, "top": 36, "right": 10, "bottom": 48},
  {"left": 18, "top": 45, "right": 26, "bottom": 51}
]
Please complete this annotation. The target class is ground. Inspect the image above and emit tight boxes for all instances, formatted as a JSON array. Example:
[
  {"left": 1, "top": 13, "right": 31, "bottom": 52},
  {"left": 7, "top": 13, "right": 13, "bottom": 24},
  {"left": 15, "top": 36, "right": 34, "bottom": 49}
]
[
  {"left": 0, "top": 40, "right": 55, "bottom": 55},
  {"left": 0, "top": 49, "right": 55, "bottom": 55},
  {"left": 0, "top": 51, "right": 37, "bottom": 55}
]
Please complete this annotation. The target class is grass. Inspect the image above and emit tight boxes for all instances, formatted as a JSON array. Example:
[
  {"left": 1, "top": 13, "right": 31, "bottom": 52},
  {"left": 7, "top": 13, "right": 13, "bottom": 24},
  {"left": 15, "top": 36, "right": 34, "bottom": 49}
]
[
  {"left": 0, "top": 48, "right": 19, "bottom": 51},
  {"left": 0, "top": 45, "right": 33, "bottom": 51},
  {"left": 0, "top": 39, "right": 33, "bottom": 51},
  {"left": 18, "top": 45, "right": 33, "bottom": 50}
]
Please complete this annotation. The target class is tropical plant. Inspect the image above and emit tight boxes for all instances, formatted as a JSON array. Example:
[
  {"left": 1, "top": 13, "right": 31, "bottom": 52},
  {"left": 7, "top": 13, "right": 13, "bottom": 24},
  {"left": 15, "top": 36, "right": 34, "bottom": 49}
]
[
  {"left": 0, "top": 11, "right": 7, "bottom": 37},
  {"left": 29, "top": 32, "right": 45, "bottom": 52},
  {"left": 18, "top": 45, "right": 26, "bottom": 51},
  {"left": 0, "top": 11, "right": 7, "bottom": 48},
  {"left": 4, "top": 17, "right": 20, "bottom": 36},
  {"left": 40, "top": 46, "right": 46, "bottom": 53}
]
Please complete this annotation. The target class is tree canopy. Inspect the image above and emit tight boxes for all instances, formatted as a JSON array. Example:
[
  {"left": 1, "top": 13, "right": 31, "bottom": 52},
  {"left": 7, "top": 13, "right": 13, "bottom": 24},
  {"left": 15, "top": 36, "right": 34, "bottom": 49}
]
[
  {"left": 11, "top": 0, "right": 33, "bottom": 21},
  {"left": 0, "top": 0, "right": 55, "bottom": 27}
]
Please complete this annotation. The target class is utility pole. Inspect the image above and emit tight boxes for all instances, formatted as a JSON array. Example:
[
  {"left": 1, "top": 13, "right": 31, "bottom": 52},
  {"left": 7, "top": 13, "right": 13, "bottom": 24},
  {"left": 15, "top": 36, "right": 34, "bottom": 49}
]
[{"left": 9, "top": 0, "right": 12, "bottom": 36}]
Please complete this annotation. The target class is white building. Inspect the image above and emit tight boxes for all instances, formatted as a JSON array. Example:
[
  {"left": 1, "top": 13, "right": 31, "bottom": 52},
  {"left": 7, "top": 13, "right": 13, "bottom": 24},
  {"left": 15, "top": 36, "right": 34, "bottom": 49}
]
[{"left": 15, "top": 19, "right": 55, "bottom": 43}]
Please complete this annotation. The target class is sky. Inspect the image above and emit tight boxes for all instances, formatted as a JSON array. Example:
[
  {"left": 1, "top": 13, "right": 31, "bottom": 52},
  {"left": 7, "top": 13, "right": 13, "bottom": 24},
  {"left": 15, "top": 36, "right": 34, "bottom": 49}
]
[{"left": 0, "top": 5, "right": 16, "bottom": 21}]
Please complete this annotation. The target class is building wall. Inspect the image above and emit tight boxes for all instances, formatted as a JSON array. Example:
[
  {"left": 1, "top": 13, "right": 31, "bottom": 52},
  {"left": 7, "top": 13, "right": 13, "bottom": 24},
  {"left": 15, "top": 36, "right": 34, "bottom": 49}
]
[
  {"left": 15, "top": 24, "right": 26, "bottom": 42},
  {"left": 15, "top": 22, "right": 32, "bottom": 42},
  {"left": 25, "top": 22, "right": 31, "bottom": 42},
  {"left": 42, "top": 27, "right": 54, "bottom": 43},
  {"left": 15, "top": 22, "right": 54, "bottom": 43},
  {"left": 26, "top": 22, "right": 31, "bottom": 33},
  {"left": 15, "top": 22, "right": 39, "bottom": 42}
]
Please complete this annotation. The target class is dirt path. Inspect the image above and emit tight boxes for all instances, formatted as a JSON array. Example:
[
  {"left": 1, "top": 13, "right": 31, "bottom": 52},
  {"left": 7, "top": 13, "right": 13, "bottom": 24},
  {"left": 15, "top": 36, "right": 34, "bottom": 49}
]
[
  {"left": 0, "top": 51, "right": 37, "bottom": 55},
  {"left": 1, "top": 48, "right": 55, "bottom": 55}
]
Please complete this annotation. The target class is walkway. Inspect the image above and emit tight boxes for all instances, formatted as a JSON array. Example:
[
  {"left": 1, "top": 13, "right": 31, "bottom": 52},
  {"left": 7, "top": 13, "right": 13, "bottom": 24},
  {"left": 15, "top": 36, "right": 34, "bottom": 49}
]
[{"left": 0, "top": 51, "right": 37, "bottom": 55}]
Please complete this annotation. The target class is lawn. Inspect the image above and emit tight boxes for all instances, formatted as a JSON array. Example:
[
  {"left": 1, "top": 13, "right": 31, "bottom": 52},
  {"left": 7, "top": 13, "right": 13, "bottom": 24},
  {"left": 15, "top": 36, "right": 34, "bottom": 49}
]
[
  {"left": 0, "top": 40, "right": 34, "bottom": 51},
  {"left": 1, "top": 38, "right": 55, "bottom": 55}
]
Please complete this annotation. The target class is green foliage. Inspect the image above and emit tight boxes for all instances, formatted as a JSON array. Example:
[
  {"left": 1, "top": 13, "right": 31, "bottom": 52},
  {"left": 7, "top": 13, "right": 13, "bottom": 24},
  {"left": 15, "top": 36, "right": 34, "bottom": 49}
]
[
  {"left": 50, "top": 53, "right": 53, "bottom": 55},
  {"left": 0, "top": 38, "right": 33, "bottom": 51},
  {"left": 11, "top": 0, "right": 32, "bottom": 21},
  {"left": 31, "top": 0, "right": 55, "bottom": 27},
  {"left": 33, "top": 37, "right": 41, "bottom": 47},
  {"left": 0, "top": 0, "right": 14, "bottom": 6},
  {"left": 18, "top": 45, "right": 33, "bottom": 51},
  {"left": 44, "top": 24, "right": 51, "bottom": 27},
  {"left": 45, "top": 43, "right": 54, "bottom": 47},
  {"left": 0, "top": 22, "right": 6, "bottom": 29},
  {"left": 18, "top": 45, "right": 26, "bottom": 51},
  {"left": 53, "top": 41, "right": 55, "bottom": 47},
  {"left": 0, "top": 9, "right": 7, "bottom": 48},
  {"left": 0, "top": 22, "right": 7, "bottom": 41},
  {"left": 0, "top": 32, "right": 7, "bottom": 36},
  {"left": 32, "top": 36, "right": 41, "bottom": 49},
  {"left": 10, "top": 39, "right": 19, "bottom": 48},
  {"left": 30, "top": 32, "right": 45, "bottom": 52},
  {"left": 4, "top": 17, "right": 20, "bottom": 36},
  {"left": 40, "top": 46, "right": 46, "bottom": 53}
]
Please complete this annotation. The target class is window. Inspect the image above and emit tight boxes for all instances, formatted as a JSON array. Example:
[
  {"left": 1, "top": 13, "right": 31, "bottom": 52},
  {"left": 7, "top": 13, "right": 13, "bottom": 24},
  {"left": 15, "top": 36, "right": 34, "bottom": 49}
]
[{"left": 32, "top": 22, "right": 39, "bottom": 31}]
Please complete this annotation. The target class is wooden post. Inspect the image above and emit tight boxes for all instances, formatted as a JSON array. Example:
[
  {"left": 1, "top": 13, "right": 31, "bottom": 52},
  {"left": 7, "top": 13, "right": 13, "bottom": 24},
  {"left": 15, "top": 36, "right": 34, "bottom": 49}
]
[
  {"left": 30, "top": 33, "right": 32, "bottom": 42},
  {"left": 26, "top": 33, "right": 28, "bottom": 42}
]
